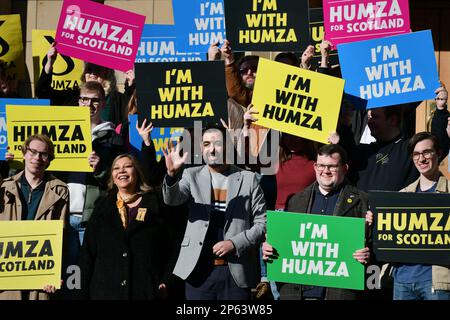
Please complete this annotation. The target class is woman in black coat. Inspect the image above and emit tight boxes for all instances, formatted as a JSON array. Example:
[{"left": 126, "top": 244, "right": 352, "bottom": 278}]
[{"left": 77, "top": 154, "right": 176, "bottom": 300}]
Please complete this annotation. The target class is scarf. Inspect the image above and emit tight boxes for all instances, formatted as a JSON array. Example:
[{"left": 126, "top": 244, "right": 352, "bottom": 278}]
[{"left": 116, "top": 193, "right": 141, "bottom": 229}]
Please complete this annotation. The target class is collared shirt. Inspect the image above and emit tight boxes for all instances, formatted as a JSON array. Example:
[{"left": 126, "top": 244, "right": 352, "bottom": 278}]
[
  {"left": 310, "top": 184, "right": 342, "bottom": 216},
  {"left": 18, "top": 174, "right": 47, "bottom": 220}
]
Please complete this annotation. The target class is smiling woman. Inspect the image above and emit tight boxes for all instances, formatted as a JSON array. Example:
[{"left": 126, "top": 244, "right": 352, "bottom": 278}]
[{"left": 77, "top": 154, "right": 177, "bottom": 300}]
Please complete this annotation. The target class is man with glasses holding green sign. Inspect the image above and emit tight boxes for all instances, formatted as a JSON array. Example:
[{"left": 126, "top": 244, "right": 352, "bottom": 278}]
[{"left": 263, "top": 144, "right": 370, "bottom": 300}]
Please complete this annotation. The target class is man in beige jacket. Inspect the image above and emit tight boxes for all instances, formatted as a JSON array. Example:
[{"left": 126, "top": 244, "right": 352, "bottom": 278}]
[{"left": 0, "top": 134, "right": 69, "bottom": 300}]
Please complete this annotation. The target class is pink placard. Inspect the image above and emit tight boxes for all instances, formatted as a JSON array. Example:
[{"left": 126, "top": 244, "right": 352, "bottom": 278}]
[
  {"left": 323, "top": 0, "right": 410, "bottom": 47},
  {"left": 55, "top": 0, "right": 145, "bottom": 72}
]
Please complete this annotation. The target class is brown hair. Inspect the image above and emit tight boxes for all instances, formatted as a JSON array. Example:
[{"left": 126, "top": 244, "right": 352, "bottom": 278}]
[
  {"left": 107, "top": 154, "right": 153, "bottom": 193},
  {"left": 22, "top": 134, "right": 55, "bottom": 164}
]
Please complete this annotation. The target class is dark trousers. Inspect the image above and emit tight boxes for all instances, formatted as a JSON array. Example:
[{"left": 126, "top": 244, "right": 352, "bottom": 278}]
[{"left": 185, "top": 266, "right": 251, "bottom": 300}]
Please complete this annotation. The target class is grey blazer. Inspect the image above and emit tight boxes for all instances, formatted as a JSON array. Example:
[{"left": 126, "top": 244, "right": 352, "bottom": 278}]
[{"left": 162, "top": 165, "right": 266, "bottom": 288}]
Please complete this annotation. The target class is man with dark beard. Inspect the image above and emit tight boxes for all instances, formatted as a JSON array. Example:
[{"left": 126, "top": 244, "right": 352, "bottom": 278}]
[{"left": 162, "top": 126, "right": 266, "bottom": 300}]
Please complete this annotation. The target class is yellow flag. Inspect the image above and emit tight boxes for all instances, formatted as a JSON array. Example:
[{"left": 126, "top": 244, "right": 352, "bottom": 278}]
[
  {"left": 0, "top": 220, "right": 63, "bottom": 290},
  {"left": 0, "top": 14, "right": 25, "bottom": 81},
  {"left": 32, "top": 30, "right": 83, "bottom": 90},
  {"left": 251, "top": 58, "right": 345, "bottom": 144},
  {"left": 6, "top": 105, "right": 92, "bottom": 172}
]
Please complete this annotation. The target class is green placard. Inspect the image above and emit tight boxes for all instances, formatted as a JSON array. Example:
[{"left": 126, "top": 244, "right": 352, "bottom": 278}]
[{"left": 267, "top": 210, "right": 365, "bottom": 290}]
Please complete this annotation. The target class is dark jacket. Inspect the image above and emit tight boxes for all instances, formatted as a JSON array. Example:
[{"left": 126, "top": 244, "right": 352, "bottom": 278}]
[
  {"left": 431, "top": 108, "right": 450, "bottom": 160},
  {"left": 77, "top": 191, "right": 177, "bottom": 300},
  {"left": 35, "top": 70, "right": 129, "bottom": 127},
  {"left": 279, "top": 181, "right": 369, "bottom": 300},
  {"left": 52, "top": 122, "right": 125, "bottom": 223}
]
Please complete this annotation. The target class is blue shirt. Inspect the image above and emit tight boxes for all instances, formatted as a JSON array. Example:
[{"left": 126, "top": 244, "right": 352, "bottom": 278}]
[{"left": 393, "top": 182, "right": 437, "bottom": 283}]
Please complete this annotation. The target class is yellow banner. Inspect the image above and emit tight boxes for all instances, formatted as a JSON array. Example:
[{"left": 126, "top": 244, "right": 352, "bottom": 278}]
[
  {"left": 6, "top": 105, "right": 92, "bottom": 172},
  {"left": 0, "top": 14, "right": 25, "bottom": 81},
  {"left": 251, "top": 58, "right": 345, "bottom": 144},
  {"left": 32, "top": 30, "right": 83, "bottom": 91},
  {"left": 0, "top": 220, "right": 63, "bottom": 290}
]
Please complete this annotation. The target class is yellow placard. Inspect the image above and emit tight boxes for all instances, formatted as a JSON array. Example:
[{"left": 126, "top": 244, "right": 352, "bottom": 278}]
[
  {"left": 32, "top": 30, "right": 83, "bottom": 91},
  {"left": 251, "top": 58, "right": 345, "bottom": 144},
  {"left": 0, "top": 14, "right": 25, "bottom": 81},
  {"left": 6, "top": 105, "right": 92, "bottom": 172},
  {"left": 0, "top": 220, "right": 63, "bottom": 290}
]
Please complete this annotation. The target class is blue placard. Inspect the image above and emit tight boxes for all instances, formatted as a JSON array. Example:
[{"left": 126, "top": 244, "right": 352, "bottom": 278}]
[
  {"left": 136, "top": 24, "right": 205, "bottom": 63},
  {"left": 173, "top": 0, "right": 226, "bottom": 53},
  {"left": 128, "top": 115, "right": 184, "bottom": 161},
  {"left": 0, "top": 99, "right": 50, "bottom": 160},
  {"left": 338, "top": 30, "right": 439, "bottom": 109}
]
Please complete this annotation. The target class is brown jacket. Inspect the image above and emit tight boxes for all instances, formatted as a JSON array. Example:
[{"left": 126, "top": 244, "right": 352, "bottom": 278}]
[
  {"left": 0, "top": 171, "right": 69, "bottom": 300},
  {"left": 225, "top": 62, "right": 271, "bottom": 158}
]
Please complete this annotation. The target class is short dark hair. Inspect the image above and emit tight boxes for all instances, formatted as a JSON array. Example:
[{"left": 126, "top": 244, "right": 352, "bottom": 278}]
[
  {"left": 274, "top": 52, "right": 299, "bottom": 67},
  {"left": 408, "top": 131, "right": 441, "bottom": 155},
  {"left": 317, "top": 144, "right": 348, "bottom": 165},
  {"left": 22, "top": 134, "right": 55, "bottom": 163},
  {"left": 201, "top": 125, "right": 228, "bottom": 141},
  {"left": 80, "top": 81, "right": 106, "bottom": 102}
]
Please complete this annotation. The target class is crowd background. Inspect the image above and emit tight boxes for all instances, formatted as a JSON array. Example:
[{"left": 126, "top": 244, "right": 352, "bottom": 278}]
[{"left": 1, "top": 0, "right": 450, "bottom": 302}]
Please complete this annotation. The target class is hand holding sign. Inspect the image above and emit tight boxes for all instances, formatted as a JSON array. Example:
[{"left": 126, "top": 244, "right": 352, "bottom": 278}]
[
  {"left": 220, "top": 40, "right": 234, "bottom": 65},
  {"left": 208, "top": 41, "right": 221, "bottom": 61},
  {"left": 352, "top": 247, "right": 370, "bottom": 264},
  {"left": 262, "top": 241, "right": 275, "bottom": 261},
  {"left": 88, "top": 151, "right": 100, "bottom": 171}
]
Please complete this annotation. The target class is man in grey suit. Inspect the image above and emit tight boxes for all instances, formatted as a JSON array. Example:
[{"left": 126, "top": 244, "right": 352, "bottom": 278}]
[{"left": 162, "top": 126, "right": 266, "bottom": 300}]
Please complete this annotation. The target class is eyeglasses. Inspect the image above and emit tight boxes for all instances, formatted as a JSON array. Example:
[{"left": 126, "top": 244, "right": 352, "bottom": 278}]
[
  {"left": 239, "top": 66, "right": 257, "bottom": 75},
  {"left": 314, "top": 163, "right": 340, "bottom": 172},
  {"left": 79, "top": 96, "right": 101, "bottom": 107},
  {"left": 412, "top": 149, "right": 435, "bottom": 161},
  {"left": 27, "top": 148, "right": 50, "bottom": 161}
]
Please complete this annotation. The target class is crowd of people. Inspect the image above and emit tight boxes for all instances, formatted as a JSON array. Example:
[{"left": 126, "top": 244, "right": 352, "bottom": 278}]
[{"left": 0, "top": 30, "right": 449, "bottom": 301}]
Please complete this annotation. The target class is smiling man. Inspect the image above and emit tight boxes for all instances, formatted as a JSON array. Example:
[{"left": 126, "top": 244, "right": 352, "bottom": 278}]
[
  {"left": 262, "top": 144, "right": 370, "bottom": 300},
  {"left": 0, "top": 134, "right": 69, "bottom": 300}
]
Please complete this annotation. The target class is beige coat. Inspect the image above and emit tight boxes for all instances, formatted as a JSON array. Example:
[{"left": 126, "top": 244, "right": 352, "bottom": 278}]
[
  {"left": 0, "top": 171, "right": 69, "bottom": 300},
  {"left": 400, "top": 175, "right": 450, "bottom": 292}
]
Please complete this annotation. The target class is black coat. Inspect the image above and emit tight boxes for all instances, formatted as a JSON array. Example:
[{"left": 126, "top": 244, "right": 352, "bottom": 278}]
[{"left": 77, "top": 192, "right": 176, "bottom": 300}]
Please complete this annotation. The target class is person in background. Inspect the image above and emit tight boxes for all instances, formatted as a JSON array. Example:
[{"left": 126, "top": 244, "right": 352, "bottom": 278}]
[{"left": 36, "top": 43, "right": 131, "bottom": 128}]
